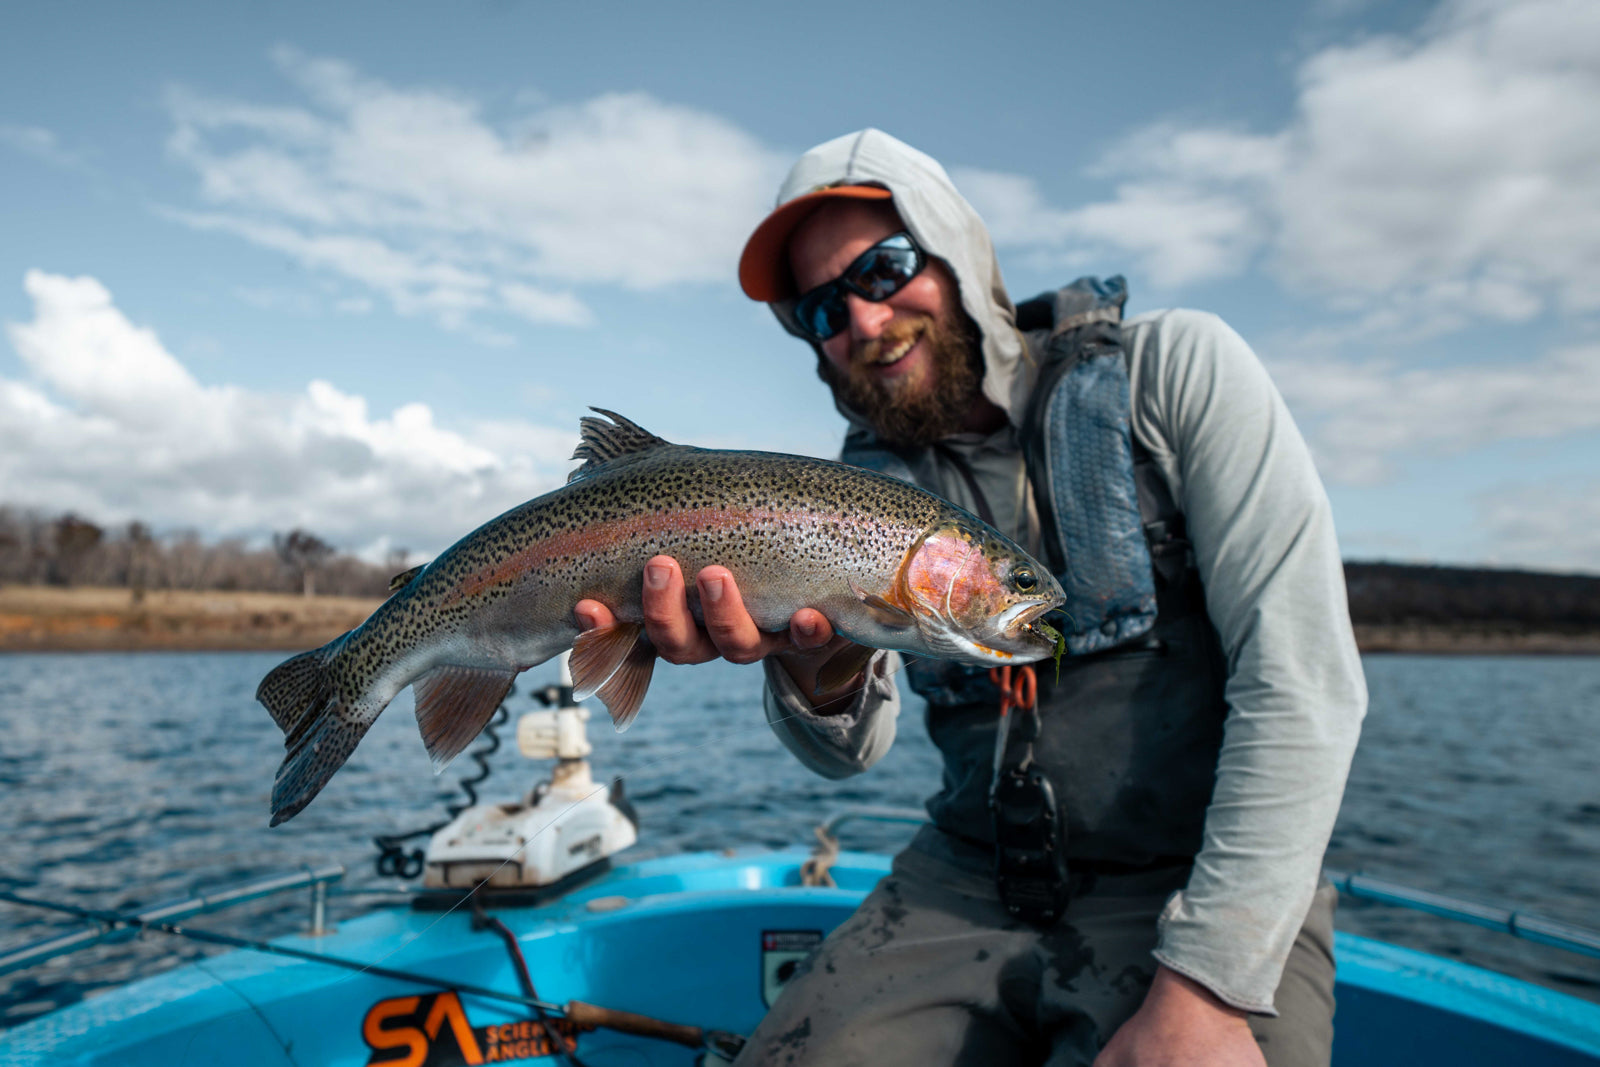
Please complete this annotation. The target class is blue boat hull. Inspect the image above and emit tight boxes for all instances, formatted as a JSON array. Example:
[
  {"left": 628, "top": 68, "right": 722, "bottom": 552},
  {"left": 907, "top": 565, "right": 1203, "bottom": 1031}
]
[{"left": 5, "top": 849, "right": 1598, "bottom": 1065}]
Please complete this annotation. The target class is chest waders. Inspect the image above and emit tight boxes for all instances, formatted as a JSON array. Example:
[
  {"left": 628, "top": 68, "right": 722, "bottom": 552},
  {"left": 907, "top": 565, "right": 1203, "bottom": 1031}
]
[{"left": 844, "top": 278, "right": 1232, "bottom": 927}]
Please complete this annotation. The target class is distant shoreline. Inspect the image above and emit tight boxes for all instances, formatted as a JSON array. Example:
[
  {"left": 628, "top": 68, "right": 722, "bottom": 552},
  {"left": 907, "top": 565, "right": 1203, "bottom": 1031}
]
[
  {"left": 3, "top": 585, "right": 1599, "bottom": 656},
  {"left": 0, "top": 585, "right": 382, "bottom": 653}
]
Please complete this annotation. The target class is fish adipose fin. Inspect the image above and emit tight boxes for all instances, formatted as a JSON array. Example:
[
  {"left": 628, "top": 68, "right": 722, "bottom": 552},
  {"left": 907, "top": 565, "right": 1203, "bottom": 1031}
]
[
  {"left": 814, "top": 642, "right": 878, "bottom": 698},
  {"left": 570, "top": 622, "right": 657, "bottom": 730},
  {"left": 387, "top": 564, "right": 425, "bottom": 594},
  {"left": 257, "top": 633, "right": 372, "bottom": 826},
  {"left": 412, "top": 665, "right": 517, "bottom": 772},
  {"left": 568, "top": 409, "right": 672, "bottom": 482}
]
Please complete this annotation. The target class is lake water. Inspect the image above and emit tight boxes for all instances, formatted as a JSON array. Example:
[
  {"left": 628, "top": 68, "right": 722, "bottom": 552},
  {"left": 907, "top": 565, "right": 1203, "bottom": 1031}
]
[{"left": 1, "top": 651, "right": 1596, "bottom": 1030}]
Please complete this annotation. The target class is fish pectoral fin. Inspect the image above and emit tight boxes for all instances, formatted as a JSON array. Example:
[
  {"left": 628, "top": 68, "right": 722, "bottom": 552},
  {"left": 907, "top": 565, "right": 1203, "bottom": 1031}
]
[
  {"left": 849, "top": 580, "right": 918, "bottom": 630},
  {"left": 813, "top": 642, "right": 878, "bottom": 698},
  {"left": 412, "top": 665, "right": 517, "bottom": 772},
  {"left": 595, "top": 634, "right": 657, "bottom": 732}
]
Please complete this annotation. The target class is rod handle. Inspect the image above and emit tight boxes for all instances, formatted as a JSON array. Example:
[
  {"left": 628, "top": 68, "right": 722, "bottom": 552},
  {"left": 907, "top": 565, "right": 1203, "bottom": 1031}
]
[{"left": 563, "top": 1000, "right": 703, "bottom": 1047}]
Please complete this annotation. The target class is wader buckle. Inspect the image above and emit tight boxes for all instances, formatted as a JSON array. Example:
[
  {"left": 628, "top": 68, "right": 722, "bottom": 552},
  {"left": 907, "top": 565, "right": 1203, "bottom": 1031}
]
[{"left": 988, "top": 666, "right": 1070, "bottom": 926}]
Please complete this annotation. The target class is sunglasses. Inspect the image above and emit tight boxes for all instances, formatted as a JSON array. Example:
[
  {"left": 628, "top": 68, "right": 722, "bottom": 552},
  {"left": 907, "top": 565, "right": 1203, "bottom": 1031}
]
[{"left": 792, "top": 232, "right": 927, "bottom": 342}]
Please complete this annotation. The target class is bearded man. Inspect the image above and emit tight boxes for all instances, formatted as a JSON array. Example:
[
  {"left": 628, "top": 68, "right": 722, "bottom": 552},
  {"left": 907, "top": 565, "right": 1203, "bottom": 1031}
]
[{"left": 576, "top": 129, "right": 1366, "bottom": 1067}]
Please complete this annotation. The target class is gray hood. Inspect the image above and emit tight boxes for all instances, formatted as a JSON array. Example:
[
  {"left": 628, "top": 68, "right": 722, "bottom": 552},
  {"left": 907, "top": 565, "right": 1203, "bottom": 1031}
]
[{"left": 766, "top": 129, "right": 1033, "bottom": 433}]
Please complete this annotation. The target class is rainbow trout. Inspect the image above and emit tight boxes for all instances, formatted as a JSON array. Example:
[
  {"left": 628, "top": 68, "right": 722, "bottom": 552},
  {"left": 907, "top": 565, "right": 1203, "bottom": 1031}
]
[{"left": 258, "top": 411, "right": 1064, "bottom": 825}]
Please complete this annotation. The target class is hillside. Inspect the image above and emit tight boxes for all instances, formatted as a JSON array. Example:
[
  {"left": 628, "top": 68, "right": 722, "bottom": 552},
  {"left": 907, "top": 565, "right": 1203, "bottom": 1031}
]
[
  {"left": 1345, "top": 562, "right": 1600, "bottom": 653},
  {"left": 1, "top": 561, "right": 1597, "bottom": 654}
]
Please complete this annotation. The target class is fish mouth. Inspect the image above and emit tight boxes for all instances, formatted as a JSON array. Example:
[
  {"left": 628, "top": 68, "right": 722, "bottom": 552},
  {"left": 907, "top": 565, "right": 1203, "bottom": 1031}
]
[{"left": 997, "top": 599, "right": 1061, "bottom": 643}]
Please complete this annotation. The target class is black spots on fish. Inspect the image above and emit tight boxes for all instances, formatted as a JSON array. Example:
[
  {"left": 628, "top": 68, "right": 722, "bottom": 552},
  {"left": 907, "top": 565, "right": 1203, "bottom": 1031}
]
[{"left": 974, "top": 948, "right": 991, "bottom": 962}]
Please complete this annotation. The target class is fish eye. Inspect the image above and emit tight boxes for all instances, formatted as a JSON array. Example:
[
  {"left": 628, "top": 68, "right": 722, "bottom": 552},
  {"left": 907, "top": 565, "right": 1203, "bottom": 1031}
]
[{"left": 1012, "top": 566, "right": 1037, "bottom": 592}]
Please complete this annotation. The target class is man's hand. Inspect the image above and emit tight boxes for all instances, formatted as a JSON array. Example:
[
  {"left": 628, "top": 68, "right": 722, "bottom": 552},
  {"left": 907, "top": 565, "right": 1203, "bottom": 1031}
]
[
  {"left": 1094, "top": 967, "right": 1265, "bottom": 1067},
  {"left": 573, "top": 555, "right": 865, "bottom": 712}
]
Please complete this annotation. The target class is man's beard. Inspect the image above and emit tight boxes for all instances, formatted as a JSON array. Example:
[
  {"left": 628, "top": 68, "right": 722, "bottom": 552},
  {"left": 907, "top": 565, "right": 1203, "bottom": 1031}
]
[{"left": 818, "top": 308, "right": 985, "bottom": 448}]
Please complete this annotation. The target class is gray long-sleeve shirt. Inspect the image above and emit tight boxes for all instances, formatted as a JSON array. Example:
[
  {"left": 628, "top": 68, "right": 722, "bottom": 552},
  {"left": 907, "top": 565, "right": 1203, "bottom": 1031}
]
[{"left": 763, "top": 307, "right": 1367, "bottom": 1014}]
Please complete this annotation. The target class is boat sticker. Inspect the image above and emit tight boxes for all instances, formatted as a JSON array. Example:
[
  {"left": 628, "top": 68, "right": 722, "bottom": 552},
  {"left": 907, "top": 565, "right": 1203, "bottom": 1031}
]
[
  {"left": 361, "top": 991, "right": 587, "bottom": 1066},
  {"left": 761, "top": 929, "right": 823, "bottom": 1008}
]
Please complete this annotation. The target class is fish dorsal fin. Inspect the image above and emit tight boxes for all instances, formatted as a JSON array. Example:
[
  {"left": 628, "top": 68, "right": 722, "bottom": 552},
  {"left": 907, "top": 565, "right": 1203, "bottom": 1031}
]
[
  {"left": 568, "top": 408, "right": 672, "bottom": 482},
  {"left": 387, "top": 564, "right": 425, "bottom": 595}
]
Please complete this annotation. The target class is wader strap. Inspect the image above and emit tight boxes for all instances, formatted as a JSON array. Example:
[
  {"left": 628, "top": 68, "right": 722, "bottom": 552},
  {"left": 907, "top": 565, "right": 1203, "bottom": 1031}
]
[
  {"left": 934, "top": 443, "right": 998, "bottom": 528},
  {"left": 988, "top": 665, "right": 1070, "bottom": 926}
]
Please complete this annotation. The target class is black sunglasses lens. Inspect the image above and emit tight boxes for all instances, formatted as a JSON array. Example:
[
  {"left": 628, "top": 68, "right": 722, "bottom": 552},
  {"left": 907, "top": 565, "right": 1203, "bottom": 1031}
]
[
  {"left": 793, "top": 234, "right": 922, "bottom": 341},
  {"left": 852, "top": 245, "right": 920, "bottom": 299},
  {"left": 796, "top": 286, "right": 848, "bottom": 341}
]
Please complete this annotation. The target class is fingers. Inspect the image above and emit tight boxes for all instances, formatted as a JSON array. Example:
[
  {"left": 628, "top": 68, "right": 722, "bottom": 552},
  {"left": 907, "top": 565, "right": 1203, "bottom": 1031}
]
[
  {"left": 696, "top": 565, "right": 790, "bottom": 664},
  {"left": 787, "top": 607, "right": 835, "bottom": 651},
  {"left": 597, "top": 556, "right": 831, "bottom": 668},
  {"left": 573, "top": 599, "right": 615, "bottom": 631},
  {"left": 639, "top": 556, "right": 720, "bottom": 664}
]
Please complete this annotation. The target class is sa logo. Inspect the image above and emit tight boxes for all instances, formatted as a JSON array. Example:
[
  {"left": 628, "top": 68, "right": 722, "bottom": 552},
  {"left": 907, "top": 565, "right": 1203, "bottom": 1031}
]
[{"left": 361, "top": 991, "right": 582, "bottom": 1066}]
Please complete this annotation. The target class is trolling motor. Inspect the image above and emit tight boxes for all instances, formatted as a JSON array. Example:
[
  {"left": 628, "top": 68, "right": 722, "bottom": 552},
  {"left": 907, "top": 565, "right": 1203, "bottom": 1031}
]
[{"left": 421, "top": 652, "right": 638, "bottom": 900}]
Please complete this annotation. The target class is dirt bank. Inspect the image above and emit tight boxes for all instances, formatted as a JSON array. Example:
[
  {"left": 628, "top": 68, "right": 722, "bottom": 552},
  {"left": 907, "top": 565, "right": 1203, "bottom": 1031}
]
[
  {"left": 0, "top": 586, "right": 384, "bottom": 652},
  {"left": 4, "top": 586, "right": 1600, "bottom": 655}
]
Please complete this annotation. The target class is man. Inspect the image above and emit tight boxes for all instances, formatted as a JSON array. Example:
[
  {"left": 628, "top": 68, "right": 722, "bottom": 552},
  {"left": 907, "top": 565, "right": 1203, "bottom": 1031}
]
[{"left": 576, "top": 129, "right": 1365, "bottom": 1066}]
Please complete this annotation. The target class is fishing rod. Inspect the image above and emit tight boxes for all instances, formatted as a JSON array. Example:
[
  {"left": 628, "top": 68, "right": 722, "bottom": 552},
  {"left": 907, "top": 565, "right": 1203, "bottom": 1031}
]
[{"left": 0, "top": 889, "right": 743, "bottom": 1056}]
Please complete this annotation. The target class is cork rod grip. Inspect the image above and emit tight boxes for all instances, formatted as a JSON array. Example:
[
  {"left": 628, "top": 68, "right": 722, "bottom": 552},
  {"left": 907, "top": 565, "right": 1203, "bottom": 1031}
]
[{"left": 563, "top": 1001, "right": 704, "bottom": 1047}]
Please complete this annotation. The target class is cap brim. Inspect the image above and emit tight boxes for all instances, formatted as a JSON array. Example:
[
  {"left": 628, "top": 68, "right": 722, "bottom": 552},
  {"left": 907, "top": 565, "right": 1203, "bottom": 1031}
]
[{"left": 739, "top": 185, "right": 894, "bottom": 302}]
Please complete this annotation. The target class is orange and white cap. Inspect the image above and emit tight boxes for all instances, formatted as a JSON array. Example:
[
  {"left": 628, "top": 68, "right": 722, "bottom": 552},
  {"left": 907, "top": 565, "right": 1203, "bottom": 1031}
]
[{"left": 738, "top": 184, "right": 893, "bottom": 302}]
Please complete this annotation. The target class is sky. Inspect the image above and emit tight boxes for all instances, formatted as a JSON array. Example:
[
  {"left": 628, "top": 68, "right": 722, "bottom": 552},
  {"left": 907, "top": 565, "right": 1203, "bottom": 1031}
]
[{"left": 2, "top": 0, "right": 1597, "bottom": 573}]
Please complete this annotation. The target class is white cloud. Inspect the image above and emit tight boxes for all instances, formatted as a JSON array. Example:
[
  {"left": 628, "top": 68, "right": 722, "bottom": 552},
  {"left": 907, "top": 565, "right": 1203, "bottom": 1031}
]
[
  {"left": 2, "top": 270, "right": 576, "bottom": 554},
  {"left": 955, "top": 0, "right": 1600, "bottom": 325},
  {"left": 1477, "top": 478, "right": 1600, "bottom": 573},
  {"left": 0, "top": 124, "right": 88, "bottom": 171},
  {"left": 163, "top": 49, "right": 787, "bottom": 334},
  {"left": 1269, "top": 341, "right": 1600, "bottom": 484}
]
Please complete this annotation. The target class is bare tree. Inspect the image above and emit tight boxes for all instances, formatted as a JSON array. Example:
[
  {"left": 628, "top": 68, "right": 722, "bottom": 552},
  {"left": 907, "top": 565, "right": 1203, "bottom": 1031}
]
[
  {"left": 274, "top": 529, "right": 335, "bottom": 596},
  {"left": 50, "top": 515, "right": 104, "bottom": 587}
]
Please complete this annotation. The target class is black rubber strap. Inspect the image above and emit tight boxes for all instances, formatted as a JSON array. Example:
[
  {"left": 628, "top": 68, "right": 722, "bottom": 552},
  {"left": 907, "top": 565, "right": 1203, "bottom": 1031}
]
[{"left": 935, "top": 444, "right": 998, "bottom": 528}]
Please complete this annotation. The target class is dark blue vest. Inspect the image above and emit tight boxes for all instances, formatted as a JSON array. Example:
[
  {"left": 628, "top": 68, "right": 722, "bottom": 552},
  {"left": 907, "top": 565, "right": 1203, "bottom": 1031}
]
[{"left": 843, "top": 279, "right": 1232, "bottom": 865}]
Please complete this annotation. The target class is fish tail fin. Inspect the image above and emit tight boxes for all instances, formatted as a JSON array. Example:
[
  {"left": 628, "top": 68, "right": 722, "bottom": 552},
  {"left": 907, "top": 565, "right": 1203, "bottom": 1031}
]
[
  {"left": 257, "top": 633, "right": 371, "bottom": 826},
  {"left": 257, "top": 634, "right": 346, "bottom": 736}
]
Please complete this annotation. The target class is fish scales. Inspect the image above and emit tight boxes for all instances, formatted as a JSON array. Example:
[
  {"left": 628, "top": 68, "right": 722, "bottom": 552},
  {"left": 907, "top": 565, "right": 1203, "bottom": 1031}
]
[{"left": 257, "top": 411, "right": 1064, "bottom": 825}]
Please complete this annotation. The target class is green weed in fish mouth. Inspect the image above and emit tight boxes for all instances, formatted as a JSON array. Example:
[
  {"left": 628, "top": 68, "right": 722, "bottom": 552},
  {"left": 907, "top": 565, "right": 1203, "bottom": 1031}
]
[{"left": 1031, "top": 618, "right": 1066, "bottom": 683}]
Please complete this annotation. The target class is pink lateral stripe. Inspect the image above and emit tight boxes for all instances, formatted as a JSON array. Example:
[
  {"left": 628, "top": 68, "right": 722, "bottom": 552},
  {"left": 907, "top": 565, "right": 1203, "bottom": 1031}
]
[{"left": 444, "top": 506, "right": 880, "bottom": 605}]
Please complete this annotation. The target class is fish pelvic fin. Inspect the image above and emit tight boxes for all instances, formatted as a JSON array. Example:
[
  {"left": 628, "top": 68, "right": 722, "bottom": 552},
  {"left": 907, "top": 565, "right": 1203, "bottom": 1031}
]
[
  {"left": 412, "top": 665, "right": 517, "bottom": 772},
  {"left": 570, "top": 621, "right": 657, "bottom": 731},
  {"left": 595, "top": 635, "right": 657, "bottom": 731},
  {"left": 814, "top": 642, "right": 878, "bottom": 698},
  {"left": 568, "top": 409, "right": 672, "bottom": 482}
]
